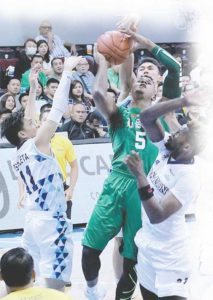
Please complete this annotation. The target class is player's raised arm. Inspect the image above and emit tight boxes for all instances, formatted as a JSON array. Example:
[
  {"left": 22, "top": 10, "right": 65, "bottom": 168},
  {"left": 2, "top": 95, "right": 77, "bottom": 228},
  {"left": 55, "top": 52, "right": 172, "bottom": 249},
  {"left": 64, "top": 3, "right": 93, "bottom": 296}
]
[
  {"left": 140, "top": 89, "right": 203, "bottom": 143},
  {"left": 120, "top": 28, "right": 181, "bottom": 99},
  {"left": 117, "top": 53, "right": 135, "bottom": 102},
  {"left": 92, "top": 47, "right": 117, "bottom": 118},
  {"left": 35, "top": 56, "right": 82, "bottom": 150}
]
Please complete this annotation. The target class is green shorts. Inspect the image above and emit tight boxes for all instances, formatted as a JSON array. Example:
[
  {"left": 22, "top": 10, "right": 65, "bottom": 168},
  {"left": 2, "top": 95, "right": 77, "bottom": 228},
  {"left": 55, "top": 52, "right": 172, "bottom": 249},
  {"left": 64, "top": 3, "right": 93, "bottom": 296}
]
[{"left": 82, "top": 170, "right": 142, "bottom": 261}]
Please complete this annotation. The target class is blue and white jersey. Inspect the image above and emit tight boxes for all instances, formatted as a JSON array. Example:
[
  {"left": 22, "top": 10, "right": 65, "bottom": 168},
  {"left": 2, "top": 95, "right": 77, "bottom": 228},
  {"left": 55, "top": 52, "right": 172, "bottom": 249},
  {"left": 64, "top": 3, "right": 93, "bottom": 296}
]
[{"left": 13, "top": 138, "right": 66, "bottom": 217}]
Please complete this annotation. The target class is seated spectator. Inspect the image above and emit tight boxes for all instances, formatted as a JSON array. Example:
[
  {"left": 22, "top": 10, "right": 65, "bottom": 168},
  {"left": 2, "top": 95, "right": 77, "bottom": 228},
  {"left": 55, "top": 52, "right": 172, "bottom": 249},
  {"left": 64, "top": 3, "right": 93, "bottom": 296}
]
[
  {"left": 86, "top": 111, "right": 109, "bottom": 138},
  {"left": 35, "top": 20, "right": 71, "bottom": 58},
  {"left": 0, "top": 247, "right": 72, "bottom": 299},
  {"left": 1, "top": 78, "right": 21, "bottom": 109},
  {"left": 36, "top": 80, "right": 45, "bottom": 100},
  {"left": 37, "top": 39, "right": 53, "bottom": 76},
  {"left": 49, "top": 57, "right": 64, "bottom": 81},
  {"left": 19, "top": 93, "right": 29, "bottom": 110},
  {"left": 0, "top": 108, "right": 11, "bottom": 143},
  {"left": 71, "top": 57, "right": 95, "bottom": 101},
  {"left": 43, "top": 78, "right": 59, "bottom": 104},
  {"left": 0, "top": 93, "right": 16, "bottom": 112},
  {"left": 21, "top": 54, "right": 47, "bottom": 91},
  {"left": 14, "top": 38, "right": 37, "bottom": 80},
  {"left": 107, "top": 65, "right": 120, "bottom": 94},
  {"left": 60, "top": 103, "right": 96, "bottom": 140},
  {"left": 68, "top": 80, "right": 92, "bottom": 113}
]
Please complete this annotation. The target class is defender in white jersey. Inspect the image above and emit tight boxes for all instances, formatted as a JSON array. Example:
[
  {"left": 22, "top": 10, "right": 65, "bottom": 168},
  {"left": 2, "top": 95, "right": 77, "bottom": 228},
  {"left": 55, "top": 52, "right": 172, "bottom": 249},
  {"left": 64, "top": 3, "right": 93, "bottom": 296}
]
[
  {"left": 125, "top": 90, "right": 205, "bottom": 300},
  {"left": 1, "top": 56, "right": 82, "bottom": 291}
]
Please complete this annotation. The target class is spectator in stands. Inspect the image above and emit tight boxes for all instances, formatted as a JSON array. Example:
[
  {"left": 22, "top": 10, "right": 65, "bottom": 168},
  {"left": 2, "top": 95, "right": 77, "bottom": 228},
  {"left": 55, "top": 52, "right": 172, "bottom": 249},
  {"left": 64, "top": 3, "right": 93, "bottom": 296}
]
[
  {"left": 35, "top": 20, "right": 71, "bottom": 58},
  {"left": 43, "top": 78, "right": 59, "bottom": 104},
  {"left": 68, "top": 80, "right": 92, "bottom": 113},
  {"left": 0, "top": 108, "right": 12, "bottom": 144},
  {"left": 49, "top": 57, "right": 64, "bottom": 81},
  {"left": 14, "top": 38, "right": 37, "bottom": 80},
  {"left": 71, "top": 57, "right": 95, "bottom": 101},
  {"left": 107, "top": 65, "right": 120, "bottom": 94},
  {"left": 21, "top": 54, "right": 47, "bottom": 91},
  {"left": 60, "top": 103, "right": 96, "bottom": 140},
  {"left": 0, "top": 247, "right": 72, "bottom": 300},
  {"left": 3, "top": 78, "right": 21, "bottom": 108},
  {"left": 87, "top": 110, "right": 109, "bottom": 138},
  {"left": 19, "top": 93, "right": 29, "bottom": 110},
  {"left": 37, "top": 39, "right": 53, "bottom": 76},
  {"left": 0, "top": 93, "right": 16, "bottom": 112},
  {"left": 36, "top": 80, "right": 45, "bottom": 100}
]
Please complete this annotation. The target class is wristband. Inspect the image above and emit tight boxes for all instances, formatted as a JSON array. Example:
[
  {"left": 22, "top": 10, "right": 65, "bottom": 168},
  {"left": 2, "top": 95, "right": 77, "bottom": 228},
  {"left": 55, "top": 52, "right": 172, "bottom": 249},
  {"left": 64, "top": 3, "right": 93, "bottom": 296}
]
[{"left": 138, "top": 185, "right": 154, "bottom": 201}]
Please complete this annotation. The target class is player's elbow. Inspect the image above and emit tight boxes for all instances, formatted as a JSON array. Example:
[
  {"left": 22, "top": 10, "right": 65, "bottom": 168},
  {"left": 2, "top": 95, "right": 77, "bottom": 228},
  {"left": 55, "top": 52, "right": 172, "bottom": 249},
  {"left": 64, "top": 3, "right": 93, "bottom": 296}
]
[
  {"left": 147, "top": 212, "right": 165, "bottom": 224},
  {"left": 169, "top": 60, "right": 181, "bottom": 75}
]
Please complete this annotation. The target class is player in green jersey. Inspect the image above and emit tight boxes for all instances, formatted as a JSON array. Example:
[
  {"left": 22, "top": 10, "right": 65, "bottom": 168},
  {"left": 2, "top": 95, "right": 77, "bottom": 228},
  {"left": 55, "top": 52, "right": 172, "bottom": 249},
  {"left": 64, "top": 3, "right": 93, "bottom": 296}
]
[{"left": 82, "top": 21, "right": 181, "bottom": 300}]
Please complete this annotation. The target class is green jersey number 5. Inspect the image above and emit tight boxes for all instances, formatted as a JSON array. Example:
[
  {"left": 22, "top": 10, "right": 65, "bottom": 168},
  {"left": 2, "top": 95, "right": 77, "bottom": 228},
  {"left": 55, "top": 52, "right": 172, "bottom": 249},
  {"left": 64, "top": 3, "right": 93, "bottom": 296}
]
[{"left": 135, "top": 131, "right": 146, "bottom": 150}]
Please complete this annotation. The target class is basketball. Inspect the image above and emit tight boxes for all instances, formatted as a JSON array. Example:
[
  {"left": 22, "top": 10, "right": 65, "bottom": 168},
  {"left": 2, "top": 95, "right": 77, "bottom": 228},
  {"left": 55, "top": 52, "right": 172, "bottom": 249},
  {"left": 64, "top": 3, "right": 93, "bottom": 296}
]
[{"left": 97, "top": 30, "right": 133, "bottom": 65}]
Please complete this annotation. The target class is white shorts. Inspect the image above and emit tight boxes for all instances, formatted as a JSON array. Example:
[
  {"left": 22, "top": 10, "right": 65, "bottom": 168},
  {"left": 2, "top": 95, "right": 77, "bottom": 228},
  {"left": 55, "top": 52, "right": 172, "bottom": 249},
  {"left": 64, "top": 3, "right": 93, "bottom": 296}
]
[
  {"left": 22, "top": 211, "right": 73, "bottom": 282},
  {"left": 135, "top": 234, "right": 192, "bottom": 297},
  {"left": 136, "top": 249, "right": 191, "bottom": 298}
]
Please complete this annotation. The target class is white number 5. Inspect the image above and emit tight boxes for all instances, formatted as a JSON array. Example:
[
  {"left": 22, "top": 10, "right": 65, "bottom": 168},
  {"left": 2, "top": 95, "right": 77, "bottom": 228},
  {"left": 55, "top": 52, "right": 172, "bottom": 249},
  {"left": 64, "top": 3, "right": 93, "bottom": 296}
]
[{"left": 135, "top": 131, "right": 146, "bottom": 150}]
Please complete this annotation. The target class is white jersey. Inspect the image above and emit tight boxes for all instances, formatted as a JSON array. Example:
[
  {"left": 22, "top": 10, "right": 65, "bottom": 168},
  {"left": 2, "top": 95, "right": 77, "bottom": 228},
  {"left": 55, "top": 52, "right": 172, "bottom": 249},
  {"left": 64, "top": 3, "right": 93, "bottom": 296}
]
[
  {"left": 135, "top": 140, "right": 201, "bottom": 267},
  {"left": 13, "top": 138, "right": 66, "bottom": 217}
]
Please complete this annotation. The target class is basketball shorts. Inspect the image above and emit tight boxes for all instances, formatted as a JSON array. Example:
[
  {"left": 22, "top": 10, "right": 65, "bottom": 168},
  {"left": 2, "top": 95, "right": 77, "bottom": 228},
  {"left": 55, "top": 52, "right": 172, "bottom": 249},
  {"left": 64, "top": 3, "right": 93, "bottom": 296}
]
[
  {"left": 82, "top": 170, "right": 142, "bottom": 261},
  {"left": 135, "top": 230, "right": 192, "bottom": 298},
  {"left": 22, "top": 211, "right": 73, "bottom": 283}
]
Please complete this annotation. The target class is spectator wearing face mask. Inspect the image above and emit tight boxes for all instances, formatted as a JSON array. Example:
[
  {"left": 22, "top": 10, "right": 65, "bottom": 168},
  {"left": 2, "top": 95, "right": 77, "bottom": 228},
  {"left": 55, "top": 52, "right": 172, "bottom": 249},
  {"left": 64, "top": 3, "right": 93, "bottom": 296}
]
[{"left": 14, "top": 38, "right": 37, "bottom": 80}]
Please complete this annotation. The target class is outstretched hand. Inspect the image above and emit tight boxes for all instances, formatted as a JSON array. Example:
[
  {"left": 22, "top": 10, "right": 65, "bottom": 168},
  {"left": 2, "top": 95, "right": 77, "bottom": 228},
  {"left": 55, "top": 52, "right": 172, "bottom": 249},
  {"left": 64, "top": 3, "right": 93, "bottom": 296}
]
[
  {"left": 124, "top": 150, "right": 144, "bottom": 178},
  {"left": 63, "top": 56, "right": 83, "bottom": 72}
]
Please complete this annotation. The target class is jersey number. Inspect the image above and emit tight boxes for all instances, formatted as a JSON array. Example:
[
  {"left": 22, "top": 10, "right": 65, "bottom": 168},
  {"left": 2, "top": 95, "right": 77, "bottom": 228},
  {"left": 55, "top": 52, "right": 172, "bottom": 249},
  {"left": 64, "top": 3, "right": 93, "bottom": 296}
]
[{"left": 135, "top": 131, "right": 146, "bottom": 150}]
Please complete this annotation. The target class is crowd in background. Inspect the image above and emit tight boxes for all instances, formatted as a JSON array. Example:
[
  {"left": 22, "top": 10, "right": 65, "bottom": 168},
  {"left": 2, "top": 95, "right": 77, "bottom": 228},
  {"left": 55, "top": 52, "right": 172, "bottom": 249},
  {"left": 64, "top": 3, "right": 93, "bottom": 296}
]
[{"left": 0, "top": 20, "right": 201, "bottom": 144}]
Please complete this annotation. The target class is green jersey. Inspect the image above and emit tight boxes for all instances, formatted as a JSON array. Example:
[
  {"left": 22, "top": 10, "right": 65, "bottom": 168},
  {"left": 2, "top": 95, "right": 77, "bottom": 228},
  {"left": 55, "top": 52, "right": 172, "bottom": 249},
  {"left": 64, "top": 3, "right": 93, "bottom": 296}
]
[{"left": 109, "top": 106, "right": 160, "bottom": 176}]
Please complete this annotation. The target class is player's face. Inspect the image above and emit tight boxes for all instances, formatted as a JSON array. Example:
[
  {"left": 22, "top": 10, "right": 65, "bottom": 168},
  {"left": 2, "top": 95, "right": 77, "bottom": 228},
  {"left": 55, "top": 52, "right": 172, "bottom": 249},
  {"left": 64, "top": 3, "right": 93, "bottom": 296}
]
[
  {"left": 137, "top": 62, "right": 161, "bottom": 85},
  {"left": 165, "top": 128, "right": 191, "bottom": 159},
  {"left": 21, "top": 117, "right": 38, "bottom": 139},
  {"left": 132, "top": 76, "right": 155, "bottom": 100}
]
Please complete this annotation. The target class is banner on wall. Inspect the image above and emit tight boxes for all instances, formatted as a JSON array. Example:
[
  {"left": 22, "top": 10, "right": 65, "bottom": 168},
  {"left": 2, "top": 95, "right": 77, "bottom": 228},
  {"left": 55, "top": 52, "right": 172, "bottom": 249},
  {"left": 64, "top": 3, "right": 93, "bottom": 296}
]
[{"left": 0, "top": 142, "right": 113, "bottom": 231}]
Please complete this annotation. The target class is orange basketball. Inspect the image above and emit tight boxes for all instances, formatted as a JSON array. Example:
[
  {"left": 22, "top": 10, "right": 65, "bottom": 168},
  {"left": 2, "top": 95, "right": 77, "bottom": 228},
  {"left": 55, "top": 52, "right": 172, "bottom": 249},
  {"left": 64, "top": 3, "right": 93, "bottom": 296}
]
[{"left": 97, "top": 31, "right": 133, "bottom": 65}]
